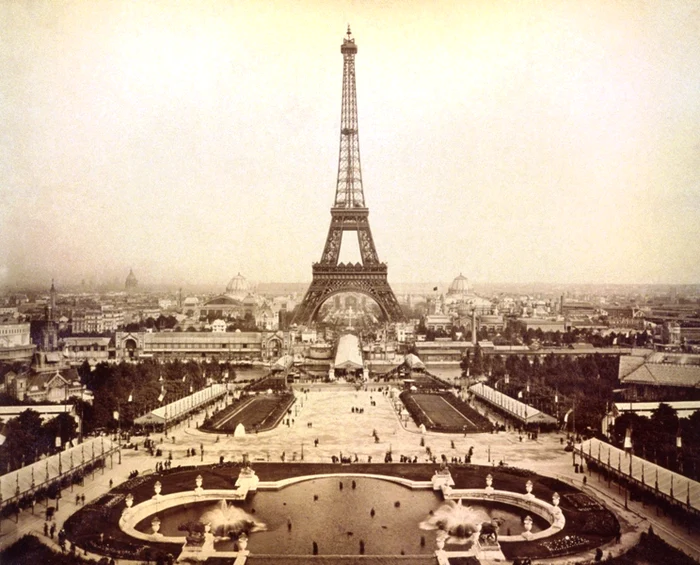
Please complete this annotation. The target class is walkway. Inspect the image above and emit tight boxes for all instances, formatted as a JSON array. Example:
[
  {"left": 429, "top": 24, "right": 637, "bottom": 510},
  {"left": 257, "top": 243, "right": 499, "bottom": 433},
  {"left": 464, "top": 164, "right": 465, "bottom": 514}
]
[{"left": 1, "top": 385, "right": 699, "bottom": 562}]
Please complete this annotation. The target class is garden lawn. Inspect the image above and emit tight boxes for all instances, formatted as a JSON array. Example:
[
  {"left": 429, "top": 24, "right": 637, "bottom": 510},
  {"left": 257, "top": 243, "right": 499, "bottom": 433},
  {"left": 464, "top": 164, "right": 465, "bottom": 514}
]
[{"left": 411, "top": 394, "right": 480, "bottom": 431}]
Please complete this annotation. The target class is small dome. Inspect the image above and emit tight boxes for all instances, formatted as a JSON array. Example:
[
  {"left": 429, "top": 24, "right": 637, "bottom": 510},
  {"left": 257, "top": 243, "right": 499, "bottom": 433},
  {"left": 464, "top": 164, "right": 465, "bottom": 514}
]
[
  {"left": 226, "top": 273, "right": 250, "bottom": 295},
  {"left": 448, "top": 273, "right": 470, "bottom": 295},
  {"left": 125, "top": 269, "right": 138, "bottom": 289}
]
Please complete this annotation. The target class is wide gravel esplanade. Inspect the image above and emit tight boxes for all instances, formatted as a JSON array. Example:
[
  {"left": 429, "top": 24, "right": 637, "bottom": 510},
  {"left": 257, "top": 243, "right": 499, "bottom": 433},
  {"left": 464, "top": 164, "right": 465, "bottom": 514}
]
[{"left": 177, "top": 386, "right": 568, "bottom": 469}]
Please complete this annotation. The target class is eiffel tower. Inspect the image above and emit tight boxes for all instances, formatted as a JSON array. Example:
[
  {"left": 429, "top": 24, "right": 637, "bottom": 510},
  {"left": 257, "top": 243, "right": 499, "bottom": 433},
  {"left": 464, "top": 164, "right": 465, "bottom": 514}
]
[{"left": 293, "top": 27, "right": 404, "bottom": 325}]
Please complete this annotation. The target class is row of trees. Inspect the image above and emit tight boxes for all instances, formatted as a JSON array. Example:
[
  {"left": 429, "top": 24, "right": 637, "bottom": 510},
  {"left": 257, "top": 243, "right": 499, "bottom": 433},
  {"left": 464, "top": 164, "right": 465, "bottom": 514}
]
[
  {"left": 78, "top": 359, "right": 233, "bottom": 433},
  {"left": 0, "top": 409, "right": 77, "bottom": 473},
  {"left": 0, "top": 359, "right": 235, "bottom": 472},
  {"left": 462, "top": 349, "right": 620, "bottom": 432},
  {"left": 611, "top": 404, "right": 700, "bottom": 481}
]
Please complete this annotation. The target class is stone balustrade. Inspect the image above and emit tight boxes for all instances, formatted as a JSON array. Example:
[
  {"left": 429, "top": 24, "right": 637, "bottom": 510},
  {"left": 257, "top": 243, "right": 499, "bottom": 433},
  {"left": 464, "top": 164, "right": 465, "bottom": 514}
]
[{"left": 440, "top": 486, "right": 565, "bottom": 541}]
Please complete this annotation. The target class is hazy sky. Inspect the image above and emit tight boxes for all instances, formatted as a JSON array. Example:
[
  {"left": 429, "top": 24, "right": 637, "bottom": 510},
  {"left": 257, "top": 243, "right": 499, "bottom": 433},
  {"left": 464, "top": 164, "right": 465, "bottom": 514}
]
[{"left": 2, "top": 0, "right": 699, "bottom": 289}]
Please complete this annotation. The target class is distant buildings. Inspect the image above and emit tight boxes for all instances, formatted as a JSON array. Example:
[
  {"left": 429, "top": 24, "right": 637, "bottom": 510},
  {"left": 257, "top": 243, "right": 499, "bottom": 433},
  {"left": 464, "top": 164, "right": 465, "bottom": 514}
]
[
  {"left": 618, "top": 351, "right": 700, "bottom": 401},
  {"left": 71, "top": 306, "right": 124, "bottom": 334},
  {"left": 125, "top": 269, "right": 138, "bottom": 292},
  {"left": 114, "top": 330, "right": 286, "bottom": 362},
  {"left": 2, "top": 351, "right": 84, "bottom": 402},
  {"left": 0, "top": 319, "right": 34, "bottom": 362},
  {"left": 62, "top": 336, "right": 112, "bottom": 366}
]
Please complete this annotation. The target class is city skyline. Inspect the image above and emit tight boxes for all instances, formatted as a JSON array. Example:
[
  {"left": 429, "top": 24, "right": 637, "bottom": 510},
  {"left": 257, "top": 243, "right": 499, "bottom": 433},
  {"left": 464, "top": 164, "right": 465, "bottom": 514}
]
[{"left": 2, "top": 0, "right": 700, "bottom": 288}]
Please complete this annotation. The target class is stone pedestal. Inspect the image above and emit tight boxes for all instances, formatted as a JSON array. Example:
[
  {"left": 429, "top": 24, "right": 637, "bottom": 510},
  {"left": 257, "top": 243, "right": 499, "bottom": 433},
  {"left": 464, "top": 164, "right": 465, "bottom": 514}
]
[
  {"left": 431, "top": 469, "right": 455, "bottom": 491},
  {"left": 236, "top": 467, "right": 260, "bottom": 492}
]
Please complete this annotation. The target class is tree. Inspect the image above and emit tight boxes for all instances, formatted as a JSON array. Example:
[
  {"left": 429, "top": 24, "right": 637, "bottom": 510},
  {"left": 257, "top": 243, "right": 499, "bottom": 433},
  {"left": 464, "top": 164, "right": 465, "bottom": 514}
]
[
  {"left": 0, "top": 409, "right": 45, "bottom": 470},
  {"left": 651, "top": 403, "right": 679, "bottom": 436},
  {"left": 43, "top": 412, "right": 78, "bottom": 451}
]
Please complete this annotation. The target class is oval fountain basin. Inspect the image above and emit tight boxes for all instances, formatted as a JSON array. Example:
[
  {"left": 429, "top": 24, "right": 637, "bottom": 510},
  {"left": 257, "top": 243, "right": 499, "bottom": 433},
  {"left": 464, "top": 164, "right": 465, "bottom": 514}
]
[{"left": 135, "top": 476, "right": 547, "bottom": 555}]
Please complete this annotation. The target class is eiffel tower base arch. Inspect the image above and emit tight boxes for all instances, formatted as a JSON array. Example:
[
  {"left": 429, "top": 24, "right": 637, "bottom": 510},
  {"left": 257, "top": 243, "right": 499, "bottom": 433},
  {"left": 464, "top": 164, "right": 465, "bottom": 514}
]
[{"left": 293, "top": 264, "right": 404, "bottom": 325}]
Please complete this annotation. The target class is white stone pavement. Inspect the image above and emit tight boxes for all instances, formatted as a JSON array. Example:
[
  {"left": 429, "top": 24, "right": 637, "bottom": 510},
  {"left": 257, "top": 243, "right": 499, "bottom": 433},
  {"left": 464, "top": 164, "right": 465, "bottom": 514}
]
[{"left": 1, "top": 384, "right": 698, "bottom": 563}]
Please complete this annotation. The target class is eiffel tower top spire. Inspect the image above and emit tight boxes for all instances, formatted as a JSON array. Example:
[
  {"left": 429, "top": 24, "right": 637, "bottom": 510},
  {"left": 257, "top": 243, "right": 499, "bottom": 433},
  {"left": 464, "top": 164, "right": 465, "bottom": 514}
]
[{"left": 334, "top": 25, "right": 364, "bottom": 208}]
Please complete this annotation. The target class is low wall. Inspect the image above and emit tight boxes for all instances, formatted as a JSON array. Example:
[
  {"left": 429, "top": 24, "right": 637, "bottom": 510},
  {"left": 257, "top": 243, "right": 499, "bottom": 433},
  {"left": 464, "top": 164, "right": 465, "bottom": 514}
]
[
  {"left": 442, "top": 487, "right": 565, "bottom": 541},
  {"left": 119, "top": 488, "right": 250, "bottom": 544},
  {"left": 119, "top": 474, "right": 563, "bottom": 546}
]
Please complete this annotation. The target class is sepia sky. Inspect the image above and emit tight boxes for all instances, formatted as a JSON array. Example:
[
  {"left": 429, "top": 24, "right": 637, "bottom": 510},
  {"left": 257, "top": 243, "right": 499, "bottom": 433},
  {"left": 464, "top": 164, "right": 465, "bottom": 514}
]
[{"left": 1, "top": 0, "right": 699, "bottom": 289}]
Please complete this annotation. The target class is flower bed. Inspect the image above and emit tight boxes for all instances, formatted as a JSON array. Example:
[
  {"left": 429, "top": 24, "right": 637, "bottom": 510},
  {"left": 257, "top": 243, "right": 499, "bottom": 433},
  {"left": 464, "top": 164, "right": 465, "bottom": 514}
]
[
  {"left": 200, "top": 392, "right": 294, "bottom": 434},
  {"left": 400, "top": 391, "right": 491, "bottom": 433}
]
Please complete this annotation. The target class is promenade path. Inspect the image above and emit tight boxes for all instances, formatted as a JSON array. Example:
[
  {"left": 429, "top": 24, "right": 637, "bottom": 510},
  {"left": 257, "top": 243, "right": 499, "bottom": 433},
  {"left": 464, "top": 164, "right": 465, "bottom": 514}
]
[{"left": 1, "top": 384, "right": 698, "bottom": 563}]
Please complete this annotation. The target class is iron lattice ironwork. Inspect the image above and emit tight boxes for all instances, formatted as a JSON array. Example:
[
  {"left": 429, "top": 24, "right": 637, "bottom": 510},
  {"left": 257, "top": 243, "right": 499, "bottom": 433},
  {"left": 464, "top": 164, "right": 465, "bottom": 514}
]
[{"left": 293, "top": 27, "right": 404, "bottom": 325}]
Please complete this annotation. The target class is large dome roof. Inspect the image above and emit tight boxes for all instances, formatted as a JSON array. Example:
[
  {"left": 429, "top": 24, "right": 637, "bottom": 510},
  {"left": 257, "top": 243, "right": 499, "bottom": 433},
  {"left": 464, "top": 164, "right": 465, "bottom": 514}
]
[
  {"left": 226, "top": 273, "right": 250, "bottom": 295},
  {"left": 448, "top": 273, "right": 470, "bottom": 295}
]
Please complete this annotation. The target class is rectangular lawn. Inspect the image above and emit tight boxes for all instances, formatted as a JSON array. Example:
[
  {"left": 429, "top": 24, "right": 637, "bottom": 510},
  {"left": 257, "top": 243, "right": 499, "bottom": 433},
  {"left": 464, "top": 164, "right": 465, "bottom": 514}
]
[{"left": 411, "top": 393, "right": 482, "bottom": 431}]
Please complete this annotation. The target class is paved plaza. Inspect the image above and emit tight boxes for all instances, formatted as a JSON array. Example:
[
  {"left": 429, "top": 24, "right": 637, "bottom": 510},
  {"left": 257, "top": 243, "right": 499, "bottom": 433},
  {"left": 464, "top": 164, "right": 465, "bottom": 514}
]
[{"left": 1, "top": 384, "right": 699, "bottom": 562}]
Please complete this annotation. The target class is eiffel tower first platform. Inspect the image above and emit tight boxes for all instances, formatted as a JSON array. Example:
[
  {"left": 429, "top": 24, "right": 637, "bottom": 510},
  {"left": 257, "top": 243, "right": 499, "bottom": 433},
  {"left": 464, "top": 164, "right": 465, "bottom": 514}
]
[{"left": 293, "top": 27, "right": 405, "bottom": 325}]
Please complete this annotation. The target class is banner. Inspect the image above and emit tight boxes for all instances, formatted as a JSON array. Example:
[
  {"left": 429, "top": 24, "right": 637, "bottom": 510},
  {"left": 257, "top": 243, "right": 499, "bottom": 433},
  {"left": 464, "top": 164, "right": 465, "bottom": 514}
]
[{"left": 623, "top": 427, "right": 632, "bottom": 450}]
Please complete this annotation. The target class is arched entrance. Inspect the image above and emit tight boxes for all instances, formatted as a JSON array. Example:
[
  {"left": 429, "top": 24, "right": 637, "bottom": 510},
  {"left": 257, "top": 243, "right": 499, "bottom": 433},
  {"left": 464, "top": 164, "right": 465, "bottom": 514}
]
[{"left": 124, "top": 338, "right": 137, "bottom": 359}]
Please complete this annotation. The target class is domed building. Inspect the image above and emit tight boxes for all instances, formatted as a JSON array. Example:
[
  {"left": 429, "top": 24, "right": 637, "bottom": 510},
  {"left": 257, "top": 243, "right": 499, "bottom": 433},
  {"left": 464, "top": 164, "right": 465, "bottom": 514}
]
[
  {"left": 445, "top": 273, "right": 492, "bottom": 314},
  {"left": 125, "top": 269, "right": 138, "bottom": 292},
  {"left": 447, "top": 273, "right": 470, "bottom": 297},
  {"left": 226, "top": 273, "right": 252, "bottom": 300},
  {"left": 199, "top": 273, "right": 254, "bottom": 321}
]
